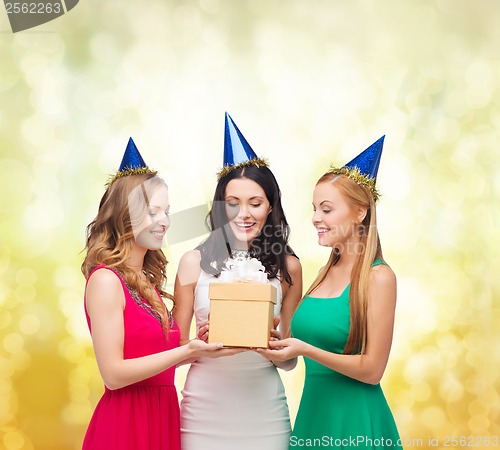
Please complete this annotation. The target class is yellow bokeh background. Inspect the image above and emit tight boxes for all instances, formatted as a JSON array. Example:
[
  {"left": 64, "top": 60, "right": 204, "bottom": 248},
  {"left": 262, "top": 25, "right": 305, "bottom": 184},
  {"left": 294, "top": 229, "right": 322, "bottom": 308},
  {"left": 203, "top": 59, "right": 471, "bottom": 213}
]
[{"left": 1, "top": 1, "right": 499, "bottom": 449}]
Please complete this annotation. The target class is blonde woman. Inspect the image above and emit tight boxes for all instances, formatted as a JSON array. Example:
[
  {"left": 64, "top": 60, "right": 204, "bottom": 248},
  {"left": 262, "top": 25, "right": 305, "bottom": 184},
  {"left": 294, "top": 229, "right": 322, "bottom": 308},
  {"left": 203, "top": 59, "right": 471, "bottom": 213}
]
[{"left": 260, "top": 137, "right": 403, "bottom": 449}]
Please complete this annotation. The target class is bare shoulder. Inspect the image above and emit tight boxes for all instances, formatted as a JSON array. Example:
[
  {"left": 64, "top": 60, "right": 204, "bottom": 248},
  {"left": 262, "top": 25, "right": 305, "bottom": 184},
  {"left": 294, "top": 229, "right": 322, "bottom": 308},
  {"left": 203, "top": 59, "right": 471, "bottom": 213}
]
[
  {"left": 176, "top": 249, "right": 201, "bottom": 287},
  {"left": 86, "top": 267, "right": 124, "bottom": 312},
  {"left": 285, "top": 254, "right": 302, "bottom": 276},
  {"left": 87, "top": 267, "right": 122, "bottom": 292},
  {"left": 368, "top": 263, "right": 397, "bottom": 307},
  {"left": 370, "top": 263, "right": 396, "bottom": 288},
  {"left": 178, "top": 249, "right": 201, "bottom": 269}
]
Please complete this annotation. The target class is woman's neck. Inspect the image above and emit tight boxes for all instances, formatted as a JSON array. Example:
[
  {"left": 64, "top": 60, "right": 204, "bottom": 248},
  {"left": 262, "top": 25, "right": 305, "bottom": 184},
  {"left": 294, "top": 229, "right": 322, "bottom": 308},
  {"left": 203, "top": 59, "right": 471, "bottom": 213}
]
[
  {"left": 127, "top": 242, "right": 147, "bottom": 273},
  {"left": 230, "top": 238, "right": 251, "bottom": 251},
  {"left": 334, "top": 238, "right": 363, "bottom": 270}
]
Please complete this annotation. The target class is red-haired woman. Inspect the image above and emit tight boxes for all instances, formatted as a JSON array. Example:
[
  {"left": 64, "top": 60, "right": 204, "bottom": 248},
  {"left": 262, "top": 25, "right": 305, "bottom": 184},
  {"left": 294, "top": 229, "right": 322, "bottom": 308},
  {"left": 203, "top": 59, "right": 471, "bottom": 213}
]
[{"left": 81, "top": 139, "right": 222, "bottom": 450}]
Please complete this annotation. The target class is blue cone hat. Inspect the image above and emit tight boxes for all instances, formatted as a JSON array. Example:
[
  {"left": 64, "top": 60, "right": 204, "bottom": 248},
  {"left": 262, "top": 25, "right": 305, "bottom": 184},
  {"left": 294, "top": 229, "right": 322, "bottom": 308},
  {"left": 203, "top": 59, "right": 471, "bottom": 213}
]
[
  {"left": 329, "top": 136, "right": 385, "bottom": 201},
  {"left": 343, "top": 135, "right": 384, "bottom": 180},
  {"left": 217, "top": 112, "right": 268, "bottom": 179},
  {"left": 107, "top": 137, "right": 157, "bottom": 185},
  {"left": 119, "top": 137, "right": 148, "bottom": 172},
  {"left": 223, "top": 112, "right": 259, "bottom": 166}
]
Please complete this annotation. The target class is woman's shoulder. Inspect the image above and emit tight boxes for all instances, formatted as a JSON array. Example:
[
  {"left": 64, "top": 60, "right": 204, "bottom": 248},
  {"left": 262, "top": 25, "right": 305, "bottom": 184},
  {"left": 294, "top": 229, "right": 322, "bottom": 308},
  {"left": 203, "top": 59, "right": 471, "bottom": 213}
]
[
  {"left": 178, "top": 249, "right": 202, "bottom": 267},
  {"left": 85, "top": 266, "right": 125, "bottom": 312},
  {"left": 87, "top": 266, "right": 123, "bottom": 287},
  {"left": 176, "top": 249, "right": 202, "bottom": 286},
  {"left": 285, "top": 253, "right": 302, "bottom": 274},
  {"left": 370, "top": 262, "right": 396, "bottom": 290}
]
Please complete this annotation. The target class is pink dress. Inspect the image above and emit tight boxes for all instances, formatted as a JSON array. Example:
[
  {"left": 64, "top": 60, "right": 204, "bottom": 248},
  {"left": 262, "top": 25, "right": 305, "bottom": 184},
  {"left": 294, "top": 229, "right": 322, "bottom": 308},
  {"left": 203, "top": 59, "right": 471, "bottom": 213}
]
[{"left": 82, "top": 265, "right": 180, "bottom": 450}]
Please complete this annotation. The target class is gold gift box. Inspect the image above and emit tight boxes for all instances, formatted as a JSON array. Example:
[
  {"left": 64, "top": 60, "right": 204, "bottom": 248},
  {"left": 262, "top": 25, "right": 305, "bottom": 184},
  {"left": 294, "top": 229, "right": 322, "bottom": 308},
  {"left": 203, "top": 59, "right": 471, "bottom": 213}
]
[{"left": 208, "top": 282, "right": 277, "bottom": 348}]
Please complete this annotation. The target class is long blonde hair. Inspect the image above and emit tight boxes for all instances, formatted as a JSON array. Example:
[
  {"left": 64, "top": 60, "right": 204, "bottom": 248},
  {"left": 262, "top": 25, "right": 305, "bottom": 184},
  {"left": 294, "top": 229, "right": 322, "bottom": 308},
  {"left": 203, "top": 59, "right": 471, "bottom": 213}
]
[
  {"left": 82, "top": 173, "right": 172, "bottom": 331},
  {"left": 304, "top": 172, "right": 383, "bottom": 354}
]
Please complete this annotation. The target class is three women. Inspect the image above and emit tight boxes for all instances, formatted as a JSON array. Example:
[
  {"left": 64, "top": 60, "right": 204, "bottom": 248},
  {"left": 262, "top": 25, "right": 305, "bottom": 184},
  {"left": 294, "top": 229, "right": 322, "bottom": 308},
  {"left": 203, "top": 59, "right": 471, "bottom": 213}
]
[{"left": 82, "top": 126, "right": 402, "bottom": 449}]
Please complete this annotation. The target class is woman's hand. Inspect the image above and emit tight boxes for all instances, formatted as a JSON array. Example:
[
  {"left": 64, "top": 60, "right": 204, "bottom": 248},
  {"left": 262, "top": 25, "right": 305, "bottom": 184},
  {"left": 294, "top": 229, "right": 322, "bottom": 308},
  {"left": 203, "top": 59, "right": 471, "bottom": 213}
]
[
  {"left": 197, "top": 320, "right": 209, "bottom": 342},
  {"left": 194, "top": 319, "right": 248, "bottom": 358},
  {"left": 186, "top": 339, "right": 223, "bottom": 358},
  {"left": 257, "top": 338, "right": 307, "bottom": 362},
  {"left": 192, "top": 322, "right": 249, "bottom": 359}
]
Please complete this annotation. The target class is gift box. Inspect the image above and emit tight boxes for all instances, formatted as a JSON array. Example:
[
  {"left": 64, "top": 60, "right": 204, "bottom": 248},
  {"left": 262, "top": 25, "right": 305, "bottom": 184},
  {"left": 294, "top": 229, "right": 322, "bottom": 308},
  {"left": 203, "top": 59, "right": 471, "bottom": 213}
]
[{"left": 208, "top": 282, "right": 277, "bottom": 348}]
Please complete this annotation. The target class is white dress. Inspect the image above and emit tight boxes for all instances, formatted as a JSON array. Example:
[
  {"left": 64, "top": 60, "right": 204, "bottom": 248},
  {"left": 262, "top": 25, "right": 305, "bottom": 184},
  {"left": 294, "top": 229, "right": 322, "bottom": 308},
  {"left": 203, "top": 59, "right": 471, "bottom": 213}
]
[{"left": 180, "top": 267, "right": 291, "bottom": 450}]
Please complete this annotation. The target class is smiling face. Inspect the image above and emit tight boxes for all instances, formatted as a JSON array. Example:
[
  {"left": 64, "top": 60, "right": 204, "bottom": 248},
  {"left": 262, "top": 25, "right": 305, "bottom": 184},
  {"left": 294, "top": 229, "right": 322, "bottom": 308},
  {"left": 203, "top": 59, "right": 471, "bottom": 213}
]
[
  {"left": 224, "top": 177, "right": 272, "bottom": 247},
  {"left": 312, "top": 181, "right": 366, "bottom": 250},
  {"left": 130, "top": 183, "right": 170, "bottom": 251}
]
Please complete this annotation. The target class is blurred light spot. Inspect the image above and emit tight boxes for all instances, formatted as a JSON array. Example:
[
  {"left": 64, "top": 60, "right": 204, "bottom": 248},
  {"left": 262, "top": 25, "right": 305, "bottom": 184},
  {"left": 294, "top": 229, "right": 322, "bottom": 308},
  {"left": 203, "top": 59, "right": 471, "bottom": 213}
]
[
  {"left": 11, "top": 350, "right": 31, "bottom": 371},
  {"left": 2, "top": 430, "right": 24, "bottom": 450},
  {"left": 0, "top": 248, "right": 10, "bottom": 275},
  {"left": 433, "top": 116, "right": 460, "bottom": 143},
  {"left": 443, "top": 91, "right": 469, "bottom": 118},
  {"left": 439, "top": 373, "right": 464, "bottom": 402},
  {"left": 0, "top": 52, "right": 21, "bottom": 93},
  {"left": 15, "top": 268, "right": 37, "bottom": 285},
  {"left": 465, "top": 60, "right": 493, "bottom": 87},
  {"left": 58, "top": 338, "right": 86, "bottom": 364},
  {"left": 89, "top": 33, "right": 119, "bottom": 64},
  {"left": 0, "top": 280, "right": 10, "bottom": 307},
  {"left": 411, "top": 382, "right": 431, "bottom": 402},
  {"left": 0, "top": 357, "right": 15, "bottom": 379},
  {"left": 464, "top": 375, "right": 486, "bottom": 395},
  {"left": 0, "top": 159, "right": 32, "bottom": 212},
  {"left": 468, "top": 399, "right": 487, "bottom": 417},
  {"left": 174, "top": 4, "right": 201, "bottom": 38},
  {"left": 199, "top": 0, "right": 219, "bottom": 14},
  {"left": 23, "top": 199, "right": 64, "bottom": 232},
  {"left": 477, "top": 386, "right": 498, "bottom": 409},
  {"left": 15, "top": 284, "right": 36, "bottom": 304},
  {"left": 54, "top": 266, "right": 81, "bottom": 289},
  {"left": 466, "top": 85, "right": 491, "bottom": 109},
  {"left": 396, "top": 389, "right": 415, "bottom": 408},
  {"left": 421, "top": 406, "right": 446, "bottom": 431},
  {"left": 61, "top": 401, "right": 93, "bottom": 426},
  {"left": 19, "top": 314, "right": 40, "bottom": 335},
  {"left": 20, "top": 116, "right": 55, "bottom": 150},
  {"left": 0, "top": 310, "right": 12, "bottom": 330},
  {"left": 468, "top": 415, "right": 490, "bottom": 433},
  {"left": 3, "top": 333, "right": 24, "bottom": 354},
  {"left": 393, "top": 406, "right": 413, "bottom": 429},
  {"left": 379, "top": 153, "right": 410, "bottom": 201}
]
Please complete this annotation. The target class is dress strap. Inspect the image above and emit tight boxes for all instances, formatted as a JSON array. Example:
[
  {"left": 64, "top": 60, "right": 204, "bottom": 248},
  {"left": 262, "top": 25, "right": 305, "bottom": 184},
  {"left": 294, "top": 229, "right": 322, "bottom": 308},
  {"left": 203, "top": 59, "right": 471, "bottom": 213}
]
[
  {"left": 372, "top": 258, "right": 386, "bottom": 267},
  {"left": 87, "top": 265, "right": 165, "bottom": 325}
]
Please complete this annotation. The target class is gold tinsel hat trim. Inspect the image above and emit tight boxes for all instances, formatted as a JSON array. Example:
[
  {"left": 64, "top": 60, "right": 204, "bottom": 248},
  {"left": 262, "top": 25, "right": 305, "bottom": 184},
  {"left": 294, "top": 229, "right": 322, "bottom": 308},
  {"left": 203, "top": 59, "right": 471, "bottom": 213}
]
[
  {"left": 327, "top": 135, "right": 385, "bottom": 202},
  {"left": 217, "top": 157, "right": 269, "bottom": 180},
  {"left": 106, "top": 167, "right": 158, "bottom": 187},
  {"left": 327, "top": 166, "right": 380, "bottom": 202},
  {"left": 105, "top": 137, "right": 157, "bottom": 187}
]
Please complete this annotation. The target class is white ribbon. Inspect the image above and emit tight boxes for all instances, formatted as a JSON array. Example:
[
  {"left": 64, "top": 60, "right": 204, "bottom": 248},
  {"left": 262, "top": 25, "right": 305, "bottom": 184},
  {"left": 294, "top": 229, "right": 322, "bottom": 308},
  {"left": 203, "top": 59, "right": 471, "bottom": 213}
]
[{"left": 219, "top": 257, "right": 269, "bottom": 283}]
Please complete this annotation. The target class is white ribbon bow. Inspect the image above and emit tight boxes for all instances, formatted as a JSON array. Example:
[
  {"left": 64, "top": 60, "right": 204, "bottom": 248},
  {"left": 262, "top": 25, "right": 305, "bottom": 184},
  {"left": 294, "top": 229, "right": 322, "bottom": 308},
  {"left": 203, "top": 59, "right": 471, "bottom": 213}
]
[{"left": 219, "top": 257, "right": 269, "bottom": 283}]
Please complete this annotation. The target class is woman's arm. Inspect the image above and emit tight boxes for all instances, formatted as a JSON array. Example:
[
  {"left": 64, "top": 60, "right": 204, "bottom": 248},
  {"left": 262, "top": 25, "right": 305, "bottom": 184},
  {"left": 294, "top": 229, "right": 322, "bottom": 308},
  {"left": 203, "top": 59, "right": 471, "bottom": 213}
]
[
  {"left": 86, "top": 268, "right": 221, "bottom": 390},
  {"left": 258, "top": 254, "right": 302, "bottom": 370},
  {"left": 262, "top": 264, "right": 397, "bottom": 384},
  {"left": 172, "top": 250, "right": 201, "bottom": 345}
]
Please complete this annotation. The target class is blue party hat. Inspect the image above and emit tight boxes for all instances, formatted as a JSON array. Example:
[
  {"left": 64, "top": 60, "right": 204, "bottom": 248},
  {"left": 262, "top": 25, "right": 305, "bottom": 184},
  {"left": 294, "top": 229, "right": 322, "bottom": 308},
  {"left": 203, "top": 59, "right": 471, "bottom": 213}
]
[
  {"left": 217, "top": 113, "right": 268, "bottom": 179},
  {"left": 107, "top": 137, "right": 157, "bottom": 185},
  {"left": 119, "top": 137, "right": 148, "bottom": 172},
  {"left": 344, "top": 135, "right": 384, "bottom": 179},
  {"left": 329, "top": 136, "right": 385, "bottom": 201}
]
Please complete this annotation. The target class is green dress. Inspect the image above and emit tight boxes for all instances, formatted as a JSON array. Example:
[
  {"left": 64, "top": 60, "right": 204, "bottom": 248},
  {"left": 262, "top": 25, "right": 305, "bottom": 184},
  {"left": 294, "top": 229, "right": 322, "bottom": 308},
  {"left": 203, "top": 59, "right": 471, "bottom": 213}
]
[{"left": 290, "top": 260, "right": 402, "bottom": 449}]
